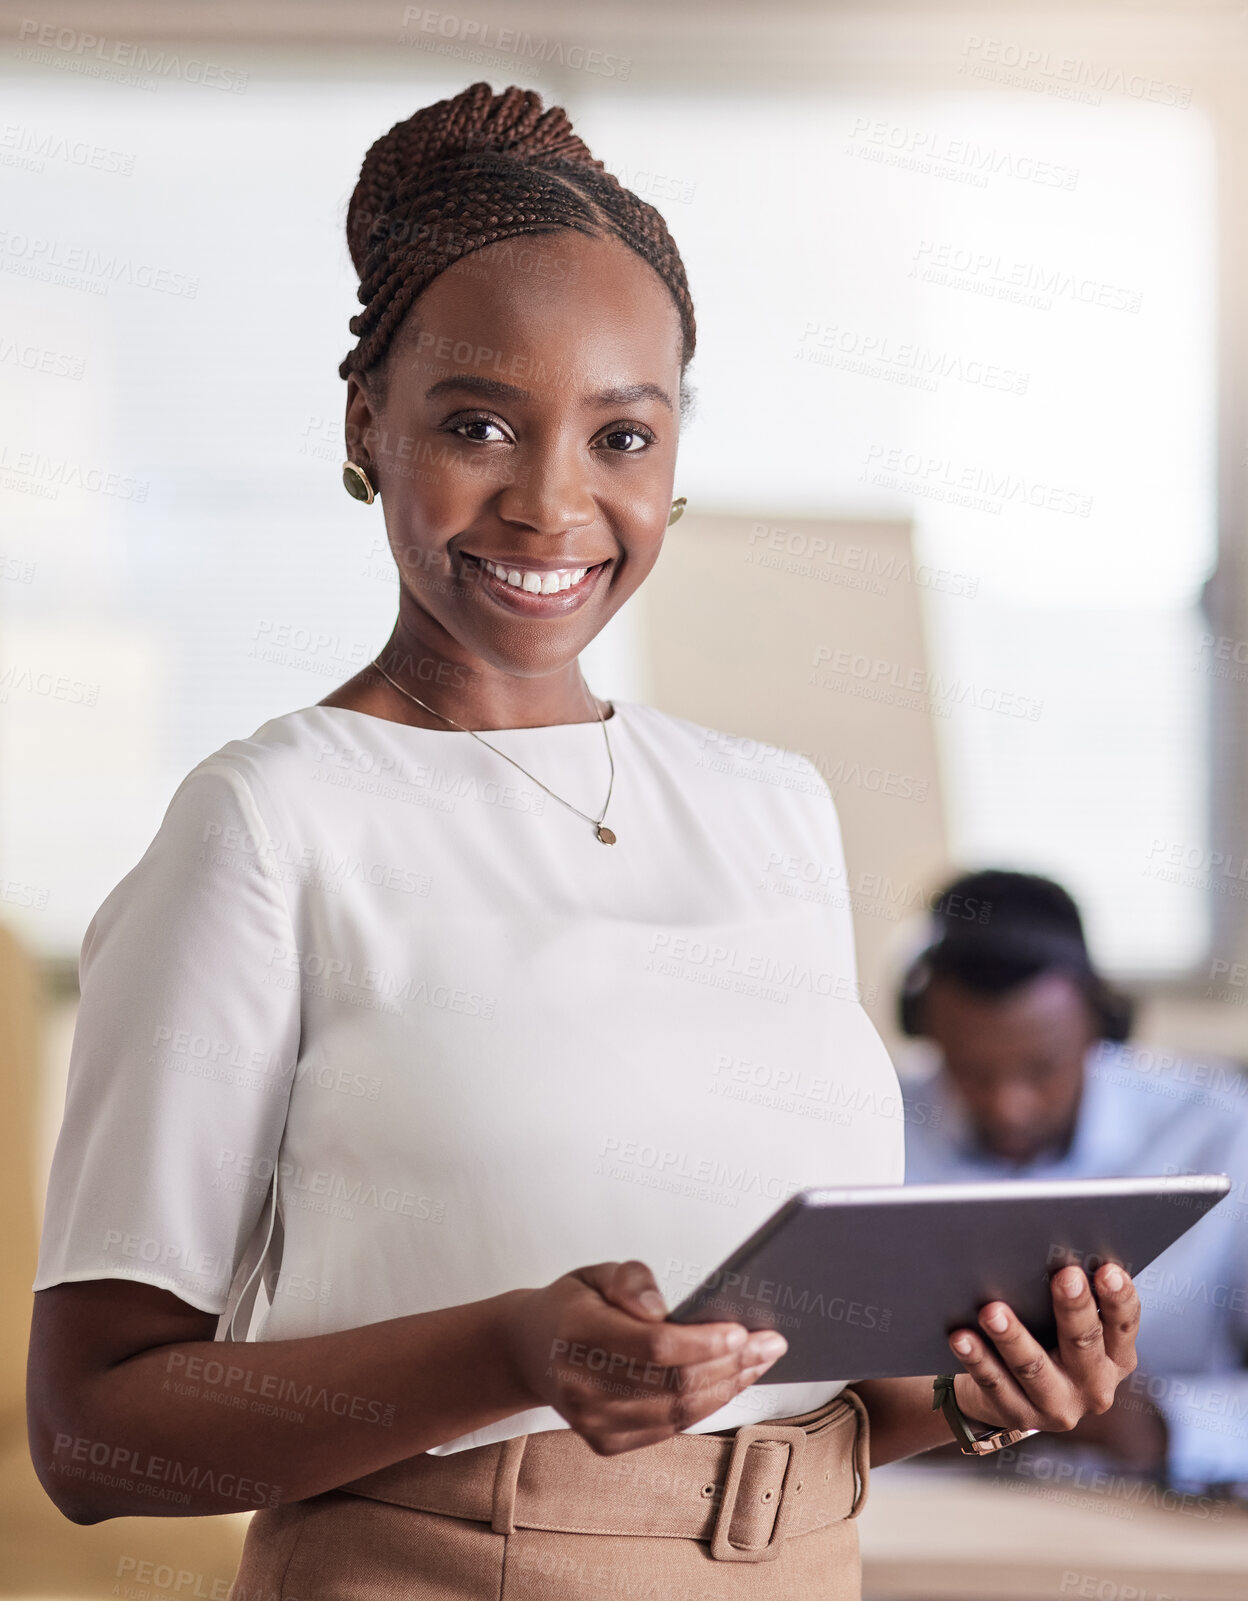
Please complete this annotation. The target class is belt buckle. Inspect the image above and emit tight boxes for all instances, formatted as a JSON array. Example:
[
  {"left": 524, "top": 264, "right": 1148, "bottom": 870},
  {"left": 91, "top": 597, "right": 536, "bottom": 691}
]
[{"left": 709, "top": 1423, "right": 806, "bottom": 1563}]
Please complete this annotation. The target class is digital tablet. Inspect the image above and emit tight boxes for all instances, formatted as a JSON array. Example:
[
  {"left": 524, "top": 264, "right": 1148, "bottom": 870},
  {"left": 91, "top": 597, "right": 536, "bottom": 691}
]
[{"left": 667, "top": 1174, "right": 1232, "bottom": 1383}]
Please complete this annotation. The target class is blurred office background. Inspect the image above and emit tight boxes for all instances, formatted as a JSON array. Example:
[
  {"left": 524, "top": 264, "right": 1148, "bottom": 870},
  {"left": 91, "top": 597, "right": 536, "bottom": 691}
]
[{"left": 3, "top": 1, "right": 1248, "bottom": 1596}]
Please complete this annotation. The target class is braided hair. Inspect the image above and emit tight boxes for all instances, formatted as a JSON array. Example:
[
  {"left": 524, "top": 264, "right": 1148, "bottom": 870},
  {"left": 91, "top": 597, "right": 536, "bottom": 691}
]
[{"left": 340, "top": 81, "right": 697, "bottom": 414}]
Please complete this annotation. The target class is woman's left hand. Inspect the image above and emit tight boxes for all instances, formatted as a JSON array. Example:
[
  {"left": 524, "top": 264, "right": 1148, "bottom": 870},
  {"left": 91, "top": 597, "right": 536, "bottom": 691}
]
[{"left": 948, "top": 1261, "right": 1141, "bottom": 1436}]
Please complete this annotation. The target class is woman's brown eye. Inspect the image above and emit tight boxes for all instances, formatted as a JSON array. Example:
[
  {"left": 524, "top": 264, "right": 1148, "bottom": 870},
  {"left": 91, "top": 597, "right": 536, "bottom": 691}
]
[
  {"left": 602, "top": 429, "right": 649, "bottom": 452},
  {"left": 453, "top": 418, "right": 508, "bottom": 443}
]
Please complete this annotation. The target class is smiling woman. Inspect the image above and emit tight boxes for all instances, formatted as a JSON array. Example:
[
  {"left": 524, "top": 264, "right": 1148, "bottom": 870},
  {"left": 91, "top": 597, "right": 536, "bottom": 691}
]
[
  {"left": 26, "top": 81, "right": 1142, "bottom": 1600},
  {"left": 335, "top": 226, "right": 681, "bottom": 698},
  {"left": 326, "top": 83, "right": 691, "bottom": 730}
]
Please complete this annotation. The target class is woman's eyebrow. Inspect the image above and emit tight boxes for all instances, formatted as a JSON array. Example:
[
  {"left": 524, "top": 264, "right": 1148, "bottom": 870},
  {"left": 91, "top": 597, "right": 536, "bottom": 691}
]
[
  {"left": 592, "top": 382, "right": 673, "bottom": 411},
  {"left": 424, "top": 375, "right": 530, "bottom": 403},
  {"left": 424, "top": 375, "right": 672, "bottom": 410}
]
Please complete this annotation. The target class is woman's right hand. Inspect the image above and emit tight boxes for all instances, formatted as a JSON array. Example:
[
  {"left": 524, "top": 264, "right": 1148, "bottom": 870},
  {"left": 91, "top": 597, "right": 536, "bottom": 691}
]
[{"left": 498, "top": 1260, "right": 788, "bottom": 1456}]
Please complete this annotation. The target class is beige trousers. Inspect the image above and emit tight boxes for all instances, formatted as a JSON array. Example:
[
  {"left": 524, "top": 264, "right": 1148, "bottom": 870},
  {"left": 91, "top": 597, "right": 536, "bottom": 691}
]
[{"left": 227, "top": 1389, "right": 870, "bottom": 1599}]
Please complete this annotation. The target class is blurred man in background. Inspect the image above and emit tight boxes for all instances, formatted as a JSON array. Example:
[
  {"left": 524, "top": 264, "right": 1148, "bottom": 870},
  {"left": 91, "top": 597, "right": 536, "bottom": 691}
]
[{"left": 900, "top": 869, "right": 1248, "bottom": 1495}]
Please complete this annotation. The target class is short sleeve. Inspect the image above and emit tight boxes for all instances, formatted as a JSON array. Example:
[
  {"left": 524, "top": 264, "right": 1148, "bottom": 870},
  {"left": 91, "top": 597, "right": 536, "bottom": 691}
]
[{"left": 32, "top": 757, "right": 301, "bottom": 1315}]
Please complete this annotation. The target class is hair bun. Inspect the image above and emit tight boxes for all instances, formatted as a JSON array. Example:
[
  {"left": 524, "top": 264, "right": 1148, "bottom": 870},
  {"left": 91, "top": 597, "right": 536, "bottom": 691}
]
[{"left": 346, "top": 82, "right": 603, "bottom": 275}]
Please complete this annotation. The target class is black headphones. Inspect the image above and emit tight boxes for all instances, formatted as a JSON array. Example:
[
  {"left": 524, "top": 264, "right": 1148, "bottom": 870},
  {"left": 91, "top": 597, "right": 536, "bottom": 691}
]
[{"left": 896, "top": 871, "right": 1134, "bottom": 1043}]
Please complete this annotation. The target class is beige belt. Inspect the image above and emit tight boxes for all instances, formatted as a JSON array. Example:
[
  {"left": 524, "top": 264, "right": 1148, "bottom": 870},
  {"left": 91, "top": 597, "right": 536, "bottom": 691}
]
[{"left": 335, "top": 1389, "right": 869, "bottom": 1565}]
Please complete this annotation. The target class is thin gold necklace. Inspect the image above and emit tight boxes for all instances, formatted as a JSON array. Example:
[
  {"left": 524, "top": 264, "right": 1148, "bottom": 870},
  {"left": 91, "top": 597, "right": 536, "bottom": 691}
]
[{"left": 369, "top": 656, "right": 618, "bottom": 845}]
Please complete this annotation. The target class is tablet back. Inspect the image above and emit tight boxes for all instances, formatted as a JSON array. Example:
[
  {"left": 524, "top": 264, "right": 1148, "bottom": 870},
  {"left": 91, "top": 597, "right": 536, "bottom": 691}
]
[{"left": 668, "top": 1174, "right": 1232, "bottom": 1382}]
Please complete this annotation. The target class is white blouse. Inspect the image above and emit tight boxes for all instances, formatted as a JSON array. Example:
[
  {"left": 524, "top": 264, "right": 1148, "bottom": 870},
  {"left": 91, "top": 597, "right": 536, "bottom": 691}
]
[{"left": 33, "top": 700, "right": 904, "bottom": 1454}]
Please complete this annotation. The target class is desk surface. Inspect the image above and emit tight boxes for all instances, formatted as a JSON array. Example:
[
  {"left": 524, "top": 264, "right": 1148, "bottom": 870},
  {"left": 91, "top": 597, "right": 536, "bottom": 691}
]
[{"left": 860, "top": 1464, "right": 1248, "bottom": 1601}]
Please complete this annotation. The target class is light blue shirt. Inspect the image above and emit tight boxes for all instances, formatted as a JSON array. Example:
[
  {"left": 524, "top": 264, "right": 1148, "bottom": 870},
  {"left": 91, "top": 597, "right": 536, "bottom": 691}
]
[{"left": 903, "top": 1039, "right": 1248, "bottom": 1491}]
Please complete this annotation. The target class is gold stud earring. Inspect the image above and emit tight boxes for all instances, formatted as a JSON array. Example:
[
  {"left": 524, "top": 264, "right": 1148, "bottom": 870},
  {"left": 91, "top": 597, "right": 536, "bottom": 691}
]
[
  {"left": 342, "top": 459, "right": 376, "bottom": 504},
  {"left": 668, "top": 496, "right": 687, "bottom": 526}
]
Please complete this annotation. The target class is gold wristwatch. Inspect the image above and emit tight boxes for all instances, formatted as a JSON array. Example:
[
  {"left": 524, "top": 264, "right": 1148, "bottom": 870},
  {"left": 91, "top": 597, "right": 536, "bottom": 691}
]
[{"left": 933, "top": 1374, "right": 1042, "bottom": 1455}]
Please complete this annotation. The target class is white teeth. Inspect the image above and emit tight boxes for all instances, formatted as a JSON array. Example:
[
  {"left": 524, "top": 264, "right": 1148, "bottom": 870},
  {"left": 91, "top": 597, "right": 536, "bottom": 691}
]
[{"left": 478, "top": 558, "right": 592, "bottom": 595}]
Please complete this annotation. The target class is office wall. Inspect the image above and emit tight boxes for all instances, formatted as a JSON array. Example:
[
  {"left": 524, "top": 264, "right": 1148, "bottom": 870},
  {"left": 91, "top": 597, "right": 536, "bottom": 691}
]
[{"left": 639, "top": 513, "right": 948, "bottom": 1060}]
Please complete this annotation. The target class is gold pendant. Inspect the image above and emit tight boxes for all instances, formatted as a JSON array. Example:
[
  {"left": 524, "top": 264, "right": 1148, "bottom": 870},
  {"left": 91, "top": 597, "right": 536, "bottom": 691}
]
[{"left": 596, "top": 824, "right": 617, "bottom": 845}]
